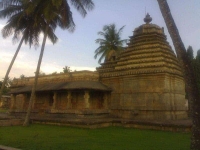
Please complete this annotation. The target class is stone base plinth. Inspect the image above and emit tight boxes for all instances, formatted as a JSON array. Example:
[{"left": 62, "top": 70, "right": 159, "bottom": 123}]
[{"left": 110, "top": 109, "right": 188, "bottom": 120}]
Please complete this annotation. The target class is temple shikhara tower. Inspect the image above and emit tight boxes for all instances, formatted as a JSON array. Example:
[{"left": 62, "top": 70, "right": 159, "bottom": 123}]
[
  {"left": 98, "top": 13, "right": 188, "bottom": 120},
  {"left": 9, "top": 14, "right": 188, "bottom": 125}
]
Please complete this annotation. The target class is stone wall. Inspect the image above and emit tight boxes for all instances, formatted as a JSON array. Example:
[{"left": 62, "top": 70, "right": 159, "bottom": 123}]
[
  {"left": 11, "top": 71, "right": 99, "bottom": 87},
  {"left": 101, "top": 73, "right": 188, "bottom": 120}
]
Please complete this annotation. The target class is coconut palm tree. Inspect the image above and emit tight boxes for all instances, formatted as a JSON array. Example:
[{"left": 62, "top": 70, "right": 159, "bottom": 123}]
[
  {"left": 23, "top": 0, "right": 94, "bottom": 126},
  {"left": 0, "top": 0, "right": 11, "bottom": 8},
  {"left": 0, "top": 0, "right": 58, "bottom": 100},
  {"left": 94, "top": 24, "right": 127, "bottom": 63},
  {"left": 157, "top": 0, "right": 200, "bottom": 149}
]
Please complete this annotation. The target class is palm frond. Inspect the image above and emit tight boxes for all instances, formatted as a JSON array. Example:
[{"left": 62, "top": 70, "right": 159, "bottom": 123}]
[
  {"left": 0, "top": 0, "right": 21, "bottom": 9},
  {"left": 94, "top": 23, "right": 127, "bottom": 63},
  {"left": 118, "top": 25, "right": 125, "bottom": 36},
  {"left": 47, "top": 27, "right": 58, "bottom": 44},
  {"left": 69, "top": 0, "right": 94, "bottom": 17}
]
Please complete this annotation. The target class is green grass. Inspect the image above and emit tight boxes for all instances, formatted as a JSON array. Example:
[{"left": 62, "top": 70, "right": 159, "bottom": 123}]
[
  {"left": 0, "top": 108, "right": 8, "bottom": 113},
  {"left": 0, "top": 124, "right": 190, "bottom": 150}
]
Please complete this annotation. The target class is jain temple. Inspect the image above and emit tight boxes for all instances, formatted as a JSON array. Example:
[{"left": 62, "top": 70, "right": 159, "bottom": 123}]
[{"left": 9, "top": 14, "right": 188, "bottom": 126}]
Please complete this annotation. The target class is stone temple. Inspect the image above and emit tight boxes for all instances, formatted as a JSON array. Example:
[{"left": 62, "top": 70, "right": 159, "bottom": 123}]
[{"left": 9, "top": 14, "right": 188, "bottom": 125}]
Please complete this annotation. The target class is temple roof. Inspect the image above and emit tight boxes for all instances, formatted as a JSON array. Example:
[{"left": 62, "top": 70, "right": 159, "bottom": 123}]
[
  {"left": 10, "top": 81, "right": 111, "bottom": 94},
  {"left": 97, "top": 14, "right": 183, "bottom": 78},
  {"left": 11, "top": 71, "right": 99, "bottom": 87},
  {"left": 144, "top": 13, "right": 152, "bottom": 24}
]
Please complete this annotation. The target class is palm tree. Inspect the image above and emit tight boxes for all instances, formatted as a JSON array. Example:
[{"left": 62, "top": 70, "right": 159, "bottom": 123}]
[
  {"left": 94, "top": 24, "right": 127, "bottom": 63},
  {"left": 0, "top": 0, "right": 11, "bottom": 8},
  {"left": 0, "top": 0, "right": 58, "bottom": 100},
  {"left": 157, "top": 0, "right": 200, "bottom": 149},
  {"left": 23, "top": 0, "right": 94, "bottom": 126}
]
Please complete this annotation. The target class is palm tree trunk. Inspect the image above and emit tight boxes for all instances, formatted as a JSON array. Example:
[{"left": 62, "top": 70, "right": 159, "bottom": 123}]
[
  {"left": 23, "top": 25, "right": 49, "bottom": 126},
  {"left": 0, "top": 36, "right": 24, "bottom": 99},
  {"left": 157, "top": 0, "right": 200, "bottom": 149}
]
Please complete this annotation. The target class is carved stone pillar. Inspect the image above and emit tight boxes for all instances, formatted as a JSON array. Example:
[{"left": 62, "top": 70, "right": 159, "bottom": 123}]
[
  {"left": 103, "top": 93, "right": 108, "bottom": 109},
  {"left": 67, "top": 91, "right": 72, "bottom": 109},
  {"left": 84, "top": 90, "right": 90, "bottom": 109},
  {"left": 11, "top": 94, "right": 16, "bottom": 110},
  {"left": 52, "top": 92, "right": 57, "bottom": 110},
  {"left": 21, "top": 94, "right": 27, "bottom": 110}
]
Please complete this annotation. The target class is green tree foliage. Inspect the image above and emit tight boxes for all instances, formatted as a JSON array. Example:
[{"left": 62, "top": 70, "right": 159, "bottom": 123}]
[
  {"left": 63, "top": 66, "right": 71, "bottom": 73},
  {"left": 196, "top": 49, "right": 200, "bottom": 60},
  {"left": 0, "top": 77, "right": 11, "bottom": 95},
  {"left": 0, "top": 81, "right": 8, "bottom": 95},
  {"left": 186, "top": 46, "right": 200, "bottom": 94},
  {"left": 192, "top": 49, "right": 200, "bottom": 95},
  {"left": 23, "top": 0, "right": 94, "bottom": 126},
  {"left": 0, "top": 0, "right": 58, "bottom": 99},
  {"left": 0, "top": 0, "right": 10, "bottom": 8},
  {"left": 157, "top": 1, "right": 200, "bottom": 148},
  {"left": 51, "top": 72, "right": 57, "bottom": 75},
  {"left": 20, "top": 74, "right": 25, "bottom": 79},
  {"left": 187, "top": 46, "right": 194, "bottom": 62},
  {"left": 94, "top": 24, "right": 128, "bottom": 63}
]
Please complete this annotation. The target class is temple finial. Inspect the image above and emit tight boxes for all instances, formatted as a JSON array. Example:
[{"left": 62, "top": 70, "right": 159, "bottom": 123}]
[{"left": 144, "top": 13, "right": 152, "bottom": 24}]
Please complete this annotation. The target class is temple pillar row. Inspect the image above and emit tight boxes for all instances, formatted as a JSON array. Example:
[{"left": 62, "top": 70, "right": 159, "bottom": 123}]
[
  {"left": 84, "top": 90, "right": 90, "bottom": 109},
  {"left": 50, "top": 90, "right": 108, "bottom": 110},
  {"left": 11, "top": 94, "right": 16, "bottom": 110},
  {"left": 103, "top": 93, "right": 108, "bottom": 109},
  {"left": 52, "top": 92, "right": 57, "bottom": 109},
  {"left": 67, "top": 91, "right": 72, "bottom": 109}
]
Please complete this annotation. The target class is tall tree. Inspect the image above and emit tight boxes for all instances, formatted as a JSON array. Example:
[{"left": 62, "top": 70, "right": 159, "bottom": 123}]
[
  {"left": 63, "top": 66, "right": 71, "bottom": 73},
  {"left": 193, "top": 50, "right": 200, "bottom": 96},
  {"left": 0, "top": 77, "right": 11, "bottom": 95},
  {"left": 187, "top": 46, "right": 194, "bottom": 62},
  {"left": 23, "top": 0, "right": 94, "bottom": 126},
  {"left": 197, "top": 49, "right": 200, "bottom": 60},
  {"left": 20, "top": 74, "right": 25, "bottom": 79},
  {"left": 94, "top": 24, "right": 127, "bottom": 63},
  {"left": 0, "top": 0, "right": 58, "bottom": 101},
  {"left": 157, "top": 0, "right": 200, "bottom": 149},
  {"left": 185, "top": 46, "right": 194, "bottom": 100},
  {"left": 0, "top": 0, "right": 11, "bottom": 8}
]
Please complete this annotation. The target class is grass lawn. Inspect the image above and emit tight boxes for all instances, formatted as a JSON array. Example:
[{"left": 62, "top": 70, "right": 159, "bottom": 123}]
[
  {"left": 0, "top": 124, "right": 190, "bottom": 150},
  {"left": 0, "top": 108, "right": 8, "bottom": 113}
]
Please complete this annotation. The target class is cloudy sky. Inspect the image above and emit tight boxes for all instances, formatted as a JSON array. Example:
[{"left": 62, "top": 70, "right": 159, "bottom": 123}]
[{"left": 0, "top": 0, "right": 200, "bottom": 79}]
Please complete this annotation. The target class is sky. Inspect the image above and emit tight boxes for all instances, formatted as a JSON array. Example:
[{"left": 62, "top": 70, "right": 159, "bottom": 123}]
[{"left": 0, "top": 0, "right": 200, "bottom": 79}]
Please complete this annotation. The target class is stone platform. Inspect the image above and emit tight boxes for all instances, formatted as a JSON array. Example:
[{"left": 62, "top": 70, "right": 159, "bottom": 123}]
[
  {"left": 0, "top": 112, "right": 23, "bottom": 126},
  {"left": 31, "top": 117, "right": 192, "bottom": 132},
  {"left": 0, "top": 112, "right": 192, "bottom": 132}
]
